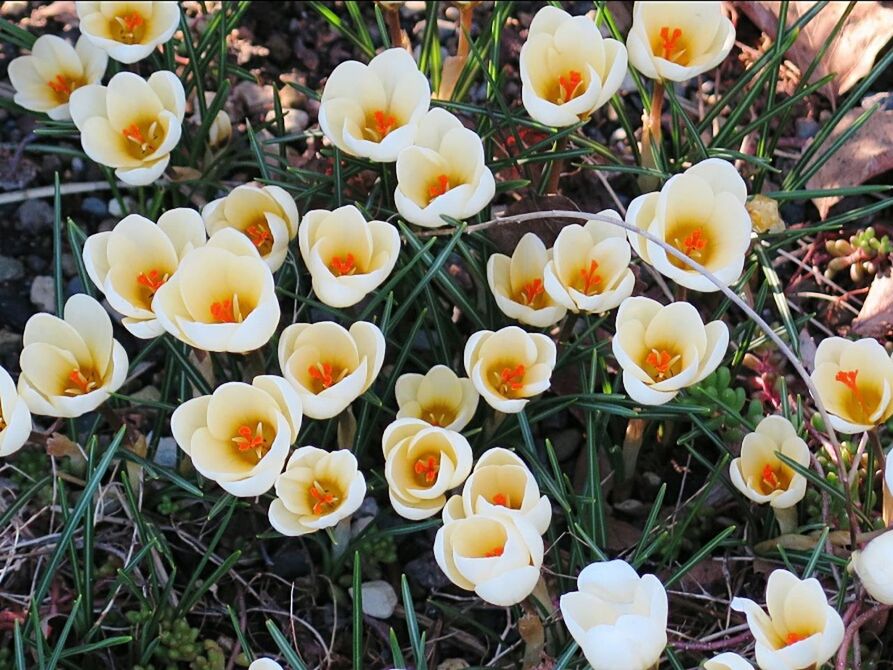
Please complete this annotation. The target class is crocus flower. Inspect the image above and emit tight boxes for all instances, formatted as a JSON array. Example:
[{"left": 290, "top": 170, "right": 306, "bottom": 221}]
[
  {"left": 852, "top": 529, "right": 893, "bottom": 606},
  {"left": 464, "top": 326, "right": 556, "bottom": 414},
  {"left": 319, "top": 48, "right": 430, "bottom": 162},
  {"left": 704, "top": 653, "right": 755, "bottom": 670},
  {"left": 76, "top": 1, "right": 180, "bottom": 64},
  {"left": 202, "top": 184, "right": 300, "bottom": 272},
  {"left": 278, "top": 321, "right": 385, "bottom": 420},
  {"left": 0, "top": 366, "right": 32, "bottom": 457},
  {"left": 83, "top": 208, "right": 206, "bottom": 338},
  {"left": 731, "top": 569, "right": 844, "bottom": 670},
  {"left": 70, "top": 70, "right": 186, "bottom": 186},
  {"left": 395, "top": 365, "right": 479, "bottom": 431},
  {"left": 298, "top": 205, "right": 400, "bottom": 308},
  {"left": 268, "top": 446, "right": 366, "bottom": 536},
  {"left": 8, "top": 35, "right": 107, "bottom": 120},
  {"left": 208, "top": 109, "right": 232, "bottom": 148},
  {"left": 248, "top": 661, "right": 283, "bottom": 670},
  {"left": 612, "top": 297, "right": 728, "bottom": 406},
  {"left": 626, "top": 1, "right": 735, "bottom": 82},
  {"left": 171, "top": 376, "right": 301, "bottom": 497},
  {"left": 626, "top": 158, "right": 750, "bottom": 292},
  {"left": 18, "top": 294, "right": 128, "bottom": 418},
  {"left": 519, "top": 6, "right": 627, "bottom": 127},
  {"left": 394, "top": 108, "right": 495, "bottom": 228},
  {"left": 559, "top": 560, "right": 668, "bottom": 670}
]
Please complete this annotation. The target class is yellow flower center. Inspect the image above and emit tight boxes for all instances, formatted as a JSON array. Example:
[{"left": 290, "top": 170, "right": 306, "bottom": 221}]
[
  {"left": 654, "top": 25, "right": 690, "bottom": 65},
  {"left": 759, "top": 462, "right": 791, "bottom": 495},
  {"left": 413, "top": 453, "right": 441, "bottom": 486},
  {"left": 666, "top": 222, "right": 712, "bottom": 269},
  {"left": 576, "top": 259, "right": 603, "bottom": 295},
  {"left": 110, "top": 11, "right": 147, "bottom": 44},
  {"left": 65, "top": 367, "right": 100, "bottom": 396},
  {"left": 483, "top": 545, "right": 505, "bottom": 558},
  {"left": 364, "top": 109, "right": 398, "bottom": 141},
  {"left": 47, "top": 73, "right": 84, "bottom": 104},
  {"left": 491, "top": 492, "right": 511, "bottom": 507},
  {"left": 784, "top": 632, "right": 809, "bottom": 646},
  {"left": 491, "top": 363, "right": 526, "bottom": 397},
  {"left": 307, "top": 361, "right": 349, "bottom": 393},
  {"left": 231, "top": 422, "right": 271, "bottom": 464},
  {"left": 329, "top": 253, "right": 359, "bottom": 277},
  {"left": 0, "top": 410, "right": 6, "bottom": 432},
  {"left": 420, "top": 402, "right": 457, "bottom": 428},
  {"left": 427, "top": 174, "right": 452, "bottom": 203},
  {"left": 307, "top": 479, "right": 342, "bottom": 516},
  {"left": 136, "top": 268, "right": 168, "bottom": 307},
  {"left": 122, "top": 121, "right": 163, "bottom": 160},
  {"left": 245, "top": 221, "right": 274, "bottom": 255},
  {"left": 555, "top": 69, "right": 584, "bottom": 104},
  {"left": 835, "top": 368, "right": 879, "bottom": 424},
  {"left": 516, "top": 278, "right": 546, "bottom": 308},
  {"left": 644, "top": 347, "right": 682, "bottom": 381}
]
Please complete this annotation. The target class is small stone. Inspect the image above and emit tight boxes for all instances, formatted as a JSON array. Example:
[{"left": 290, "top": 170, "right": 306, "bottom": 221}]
[
  {"left": 350, "top": 580, "right": 398, "bottom": 619},
  {"left": 108, "top": 197, "right": 135, "bottom": 218},
  {"left": 641, "top": 471, "right": 662, "bottom": 490},
  {"left": 153, "top": 436, "right": 178, "bottom": 468},
  {"left": 795, "top": 118, "right": 820, "bottom": 139},
  {"left": 131, "top": 385, "right": 162, "bottom": 403},
  {"left": 17, "top": 199, "right": 54, "bottom": 235},
  {"left": 406, "top": 552, "right": 451, "bottom": 590},
  {"left": 0, "top": 256, "right": 24, "bottom": 282},
  {"left": 81, "top": 196, "right": 108, "bottom": 218},
  {"left": 30, "top": 276, "right": 56, "bottom": 312},
  {"left": 614, "top": 499, "right": 647, "bottom": 516}
]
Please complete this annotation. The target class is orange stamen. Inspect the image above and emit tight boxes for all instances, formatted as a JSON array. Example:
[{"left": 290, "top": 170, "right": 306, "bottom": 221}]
[
  {"left": 233, "top": 424, "right": 265, "bottom": 452},
  {"left": 309, "top": 483, "right": 337, "bottom": 515},
  {"left": 414, "top": 455, "right": 440, "bottom": 484},
  {"left": 659, "top": 26, "right": 683, "bottom": 60},
  {"left": 762, "top": 463, "right": 780, "bottom": 491},
  {"left": 492, "top": 493, "right": 508, "bottom": 506},
  {"left": 373, "top": 110, "right": 397, "bottom": 137},
  {"left": 122, "top": 123, "right": 145, "bottom": 144},
  {"left": 519, "top": 278, "right": 544, "bottom": 306},
  {"left": 48, "top": 74, "right": 73, "bottom": 97},
  {"left": 645, "top": 349, "right": 674, "bottom": 378},
  {"left": 785, "top": 632, "right": 808, "bottom": 646},
  {"left": 428, "top": 174, "right": 451, "bottom": 201},
  {"left": 210, "top": 299, "right": 236, "bottom": 323},
  {"left": 136, "top": 269, "right": 166, "bottom": 294},
  {"left": 245, "top": 223, "right": 272, "bottom": 249},
  {"left": 121, "top": 12, "right": 144, "bottom": 32},
  {"left": 558, "top": 70, "right": 583, "bottom": 103},
  {"left": 682, "top": 228, "right": 707, "bottom": 257},
  {"left": 836, "top": 368, "right": 871, "bottom": 415},
  {"left": 68, "top": 369, "right": 92, "bottom": 395},
  {"left": 330, "top": 253, "right": 357, "bottom": 277},
  {"left": 483, "top": 546, "right": 505, "bottom": 558},
  {"left": 579, "top": 259, "right": 602, "bottom": 295},
  {"left": 308, "top": 362, "right": 336, "bottom": 389},
  {"left": 500, "top": 364, "right": 525, "bottom": 392}
]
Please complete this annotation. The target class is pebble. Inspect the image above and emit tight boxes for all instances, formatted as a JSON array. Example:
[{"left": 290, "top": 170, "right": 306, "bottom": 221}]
[
  {"left": 153, "top": 436, "right": 178, "bottom": 468},
  {"left": 405, "top": 553, "right": 451, "bottom": 590},
  {"left": 108, "top": 197, "right": 135, "bottom": 218},
  {"left": 795, "top": 118, "right": 820, "bottom": 139},
  {"left": 0, "top": 256, "right": 24, "bottom": 282},
  {"left": 350, "top": 580, "right": 398, "bottom": 619},
  {"left": 81, "top": 196, "right": 108, "bottom": 218},
  {"left": 16, "top": 199, "right": 54, "bottom": 235},
  {"left": 30, "top": 276, "right": 56, "bottom": 312}
]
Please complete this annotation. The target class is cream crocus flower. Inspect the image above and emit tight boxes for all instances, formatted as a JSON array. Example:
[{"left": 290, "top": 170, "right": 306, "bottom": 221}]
[
  {"left": 544, "top": 210, "right": 635, "bottom": 314},
  {"left": 278, "top": 321, "right": 385, "bottom": 420},
  {"left": 76, "top": 1, "right": 180, "bottom": 64},
  {"left": 434, "top": 512, "right": 544, "bottom": 606},
  {"left": 852, "top": 529, "right": 893, "bottom": 606},
  {"left": 559, "top": 560, "right": 668, "bottom": 670},
  {"left": 810, "top": 337, "right": 893, "bottom": 434},
  {"left": 208, "top": 110, "right": 232, "bottom": 148},
  {"left": 171, "top": 376, "right": 301, "bottom": 497},
  {"left": 394, "top": 108, "right": 495, "bottom": 228},
  {"left": 70, "top": 70, "right": 185, "bottom": 186},
  {"left": 268, "top": 446, "right": 366, "bottom": 536},
  {"left": 0, "top": 366, "right": 32, "bottom": 457},
  {"left": 395, "top": 365, "right": 479, "bottom": 431},
  {"left": 298, "top": 205, "right": 400, "bottom": 308},
  {"left": 248, "top": 660, "right": 283, "bottom": 670},
  {"left": 319, "top": 48, "right": 430, "bottom": 162},
  {"left": 83, "top": 208, "right": 206, "bottom": 339},
  {"left": 18, "top": 294, "right": 128, "bottom": 418},
  {"left": 626, "top": 159, "right": 750, "bottom": 292},
  {"left": 731, "top": 570, "right": 844, "bottom": 670},
  {"left": 612, "top": 297, "right": 728, "bottom": 406},
  {"left": 487, "top": 233, "right": 567, "bottom": 327},
  {"left": 152, "top": 229, "right": 280, "bottom": 353},
  {"left": 519, "top": 6, "right": 627, "bottom": 127},
  {"left": 626, "top": 1, "right": 735, "bottom": 82},
  {"left": 8, "top": 35, "right": 107, "bottom": 121},
  {"left": 382, "top": 418, "right": 473, "bottom": 520},
  {"left": 463, "top": 326, "right": 556, "bottom": 414},
  {"left": 202, "top": 184, "right": 300, "bottom": 272},
  {"left": 704, "top": 653, "right": 755, "bottom": 670}
]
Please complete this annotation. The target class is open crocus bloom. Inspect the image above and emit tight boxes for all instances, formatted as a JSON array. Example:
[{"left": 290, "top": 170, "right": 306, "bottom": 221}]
[
  {"left": 247, "top": 660, "right": 284, "bottom": 670},
  {"left": 278, "top": 321, "right": 385, "bottom": 420},
  {"left": 544, "top": 210, "right": 635, "bottom": 314},
  {"left": 171, "top": 376, "right": 301, "bottom": 497},
  {"left": 83, "top": 208, "right": 206, "bottom": 338},
  {"left": 464, "top": 326, "right": 556, "bottom": 414},
  {"left": 76, "top": 1, "right": 180, "bottom": 64},
  {"left": 298, "top": 205, "right": 400, "bottom": 308},
  {"left": 319, "top": 48, "right": 430, "bottom": 162},
  {"left": 487, "top": 233, "right": 567, "bottom": 328},
  {"left": 852, "top": 529, "right": 893, "bottom": 606},
  {"left": 8, "top": 35, "right": 107, "bottom": 121},
  {"left": 268, "top": 446, "right": 366, "bottom": 536},
  {"left": 394, "top": 108, "right": 495, "bottom": 228},
  {"left": 612, "top": 297, "right": 728, "bottom": 406},
  {"left": 559, "top": 560, "right": 668, "bottom": 670},
  {"left": 382, "top": 418, "right": 473, "bottom": 520},
  {"left": 704, "top": 653, "right": 754, "bottom": 670},
  {"left": 519, "top": 6, "right": 627, "bottom": 127},
  {"left": 731, "top": 570, "right": 844, "bottom": 670},
  {"left": 626, "top": 159, "right": 750, "bottom": 292},
  {"left": 70, "top": 70, "right": 185, "bottom": 186},
  {"left": 395, "top": 365, "right": 479, "bottom": 432},
  {"left": 0, "top": 366, "right": 32, "bottom": 457},
  {"left": 434, "top": 512, "right": 544, "bottom": 606},
  {"left": 810, "top": 337, "right": 893, "bottom": 434},
  {"left": 18, "top": 294, "right": 128, "bottom": 418},
  {"left": 203, "top": 184, "right": 300, "bottom": 272},
  {"left": 153, "top": 229, "right": 279, "bottom": 352},
  {"left": 626, "top": 1, "right": 735, "bottom": 82}
]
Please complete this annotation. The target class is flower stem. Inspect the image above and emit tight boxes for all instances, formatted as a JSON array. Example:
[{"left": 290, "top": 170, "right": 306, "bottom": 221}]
[
  {"left": 384, "top": 5, "right": 406, "bottom": 50},
  {"left": 638, "top": 81, "right": 665, "bottom": 192},
  {"left": 544, "top": 134, "right": 569, "bottom": 194},
  {"left": 773, "top": 505, "right": 798, "bottom": 535}
]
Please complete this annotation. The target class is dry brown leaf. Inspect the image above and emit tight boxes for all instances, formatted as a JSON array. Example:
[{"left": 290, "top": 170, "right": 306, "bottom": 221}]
[
  {"left": 852, "top": 273, "right": 893, "bottom": 339},
  {"left": 47, "top": 432, "right": 83, "bottom": 461}
]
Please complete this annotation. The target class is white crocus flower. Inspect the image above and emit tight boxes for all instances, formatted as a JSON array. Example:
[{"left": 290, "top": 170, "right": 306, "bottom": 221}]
[
  {"left": 76, "top": 1, "right": 180, "bottom": 64},
  {"left": 395, "top": 365, "right": 479, "bottom": 432},
  {"left": 247, "top": 661, "right": 283, "bottom": 670},
  {"left": 0, "top": 366, "right": 32, "bottom": 457},
  {"left": 852, "top": 529, "right": 893, "bottom": 606}
]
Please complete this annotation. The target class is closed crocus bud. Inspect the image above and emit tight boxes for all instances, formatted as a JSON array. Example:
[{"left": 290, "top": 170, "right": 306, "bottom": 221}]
[
  {"left": 152, "top": 229, "right": 280, "bottom": 353},
  {"left": 9, "top": 35, "right": 107, "bottom": 121},
  {"left": 298, "top": 205, "right": 400, "bottom": 308},
  {"left": 18, "top": 294, "right": 128, "bottom": 418},
  {"left": 208, "top": 109, "right": 232, "bottom": 148},
  {"left": 171, "top": 376, "right": 301, "bottom": 497},
  {"left": 626, "top": 1, "right": 735, "bottom": 82},
  {"left": 810, "top": 337, "right": 893, "bottom": 434},
  {"left": 519, "top": 6, "right": 627, "bottom": 127},
  {"left": 627, "top": 159, "right": 751, "bottom": 293},
  {"left": 395, "top": 365, "right": 479, "bottom": 431},
  {"left": 852, "top": 529, "right": 893, "bottom": 605},
  {"left": 0, "top": 366, "right": 32, "bottom": 457},
  {"left": 394, "top": 108, "right": 495, "bottom": 228},
  {"left": 202, "top": 184, "right": 300, "bottom": 272},
  {"left": 704, "top": 653, "right": 754, "bottom": 670},
  {"left": 268, "top": 446, "right": 366, "bottom": 536},
  {"left": 76, "top": 1, "right": 180, "bottom": 64},
  {"left": 434, "top": 512, "right": 544, "bottom": 606},
  {"left": 487, "top": 233, "right": 567, "bottom": 328},
  {"left": 464, "top": 326, "right": 557, "bottom": 414},
  {"left": 278, "top": 321, "right": 385, "bottom": 420},
  {"left": 544, "top": 210, "right": 635, "bottom": 314},
  {"left": 83, "top": 208, "right": 206, "bottom": 339},
  {"left": 731, "top": 570, "right": 844, "bottom": 670},
  {"left": 559, "top": 560, "right": 668, "bottom": 670},
  {"left": 382, "top": 418, "right": 473, "bottom": 520},
  {"left": 70, "top": 70, "right": 186, "bottom": 186},
  {"left": 320, "top": 48, "right": 430, "bottom": 162},
  {"left": 248, "top": 660, "right": 283, "bottom": 670},
  {"left": 612, "top": 297, "right": 728, "bottom": 406}
]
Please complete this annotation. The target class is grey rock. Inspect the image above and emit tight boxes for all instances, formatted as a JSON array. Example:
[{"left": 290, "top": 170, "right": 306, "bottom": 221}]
[
  {"left": 350, "top": 580, "right": 398, "bottom": 619},
  {"left": 406, "top": 552, "right": 451, "bottom": 590},
  {"left": 17, "top": 199, "right": 53, "bottom": 235},
  {"left": 81, "top": 196, "right": 108, "bottom": 218},
  {"left": 30, "top": 276, "right": 56, "bottom": 312},
  {"left": 0, "top": 256, "right": 24, "bottom": 282},
  {"left": 795, "top": 118, "right": 820, "bottom": 139},
  {"left": 153, "top": 437, "right": 178, "bottom": 468}
]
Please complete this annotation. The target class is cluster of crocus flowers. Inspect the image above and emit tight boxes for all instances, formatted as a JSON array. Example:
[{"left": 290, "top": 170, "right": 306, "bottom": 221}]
[
  {"left": 298, "top": 205, "right": 400, "bottom": 308},
  {"left": 852, "top": 529, "right": 893, "bottom": 606},
  {"left": 0, "top": 366, "right": 32, "bottom": 457},
  {"left": 395, "top": 365, "right": 479, "bottom": 431},
  {"left": 75, "top": 1, "right": 180, "bottom": 64},
  {"left": 83, "top": 208, "right": 206, "bottom": 338},
  {"left": 171, "top": 376, "right": 302, "bottom": 497}
]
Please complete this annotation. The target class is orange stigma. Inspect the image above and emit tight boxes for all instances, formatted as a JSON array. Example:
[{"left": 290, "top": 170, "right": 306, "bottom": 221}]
[
  {"left": 309, "top": 482, "right": 338, "bottom": 515},
  {"left": 122, "top": 123, "right": 145, "bottom": 144},
  {"left": 557, "top": 70, "right": 583, "bottom": 103},
  {"left": 483, "top": 545, "right": 505, "bottom": 558},
  {"left": 681, "top": 228, "right": 707, "bottom": 257},
  {"left": 785, "top": 632, "right": 808, "bottom": 646},
  {"left": 233, "top": 424, "right": 265, "bottom": 453},
  {"left": 210, "top": 299, "right": 236, "bottom": 323},
  {"left": 579, "top": 259, "right": 603, "bottom": 295},
  {"left": 414, "top": 455, "right": 440, "bottom": 484},
  {"left": 835, "top": 369, "right": 859, "bottom": 394},
  {"left": 47, "top": 74, "right": 78, "bottom": 100},
  {"left": 497, "top": 364, "right": 525, "bottom": 394},
  {"left": 492, "top": 493, "right": 508, "bottom": 506},
  {"left": 518, "top": 278, "right": 545, "bottom": 306},
  {"left": 428, "top": 174, "right": 451, "bottom": 201},
  {"left": 245, "top": 223, "right": 272, "bottom": 250},
  {"left": 66, "top": 369, "right": 95, "bottom": 396},
  {"left": 330, "top": 253, "right": 357, "bottom": 277},
  {"left": 308, "top": 362, "right": 336, "bottom": 389},
  {"left": 136, "top": 269, "right": 166, "bottom": 294},
  {"left": 373, "top": 110, "right": 397, "bottom": 138},
  {"left": 761, "top": 464, "right": 780, "bottom": 491},
  {"left": 121, "top": 12, "right": 144, "bottom": 32},
  {"left": 645, "top": 349, "right": 677, "bottom": 379},
  {"left": 659, "top": 26, "right": 683, "bottom": 60}
]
